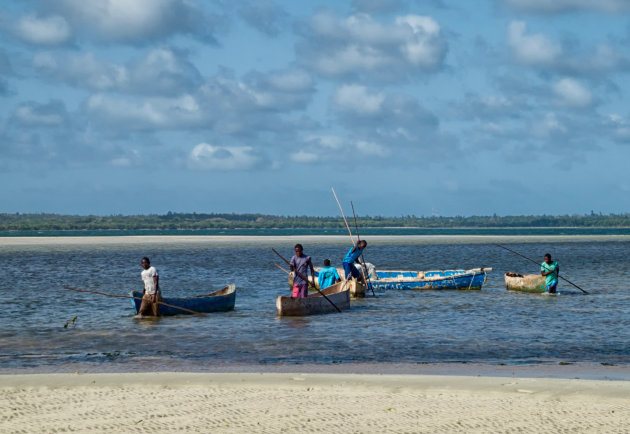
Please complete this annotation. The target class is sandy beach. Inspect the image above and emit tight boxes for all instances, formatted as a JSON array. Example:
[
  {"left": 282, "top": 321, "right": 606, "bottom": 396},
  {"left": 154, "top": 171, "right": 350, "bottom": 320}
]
[
  {"left": 3, "top": 234, "right": 630, "bottom": 247},
  {"left": 2, "top": 372, "right": 629, "bottom": 433}
]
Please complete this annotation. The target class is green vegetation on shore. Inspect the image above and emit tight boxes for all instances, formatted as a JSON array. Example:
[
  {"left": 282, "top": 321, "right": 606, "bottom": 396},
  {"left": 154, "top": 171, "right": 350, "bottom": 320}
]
[{"left": 1, "top": 212, "right": 629, "bottom": 231}]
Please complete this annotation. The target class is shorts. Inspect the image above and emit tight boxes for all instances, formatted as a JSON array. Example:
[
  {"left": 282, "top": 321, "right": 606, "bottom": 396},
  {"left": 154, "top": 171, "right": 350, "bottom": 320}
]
[
  {"left": 138, "top": 292, "right": 162, "bottom": 316},
  {"left": 343, "top": 262, "right": 361, "bottom": 279},
  {"left": 292, "top": 283, "right": 308, "bottom": 298},
  {"left": 546, "top": 281, "right": 558, "bottom": 294}
]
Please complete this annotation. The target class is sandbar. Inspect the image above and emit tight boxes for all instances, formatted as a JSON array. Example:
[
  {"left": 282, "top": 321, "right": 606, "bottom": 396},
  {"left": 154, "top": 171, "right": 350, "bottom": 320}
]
[{"left": 1, "top": 372, "right": 629, "bottom": 433}]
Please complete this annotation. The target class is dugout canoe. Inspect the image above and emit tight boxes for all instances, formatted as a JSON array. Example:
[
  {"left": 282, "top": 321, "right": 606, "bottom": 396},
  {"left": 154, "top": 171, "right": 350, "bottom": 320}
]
[
  {"left": 130, "top": 284, "right": 236, "bottom": 315},
  {"left": 294, "top": 271, "right": 366, "bottom": 298},
  {"left": 323, "top": 266, "right": 491, "bottom": 290},
  {"left": 504, "top": 272, "right": 546, "bottom": 293},
  {"left": 276, "top": 281, "right": 350, "bottom": 316}
]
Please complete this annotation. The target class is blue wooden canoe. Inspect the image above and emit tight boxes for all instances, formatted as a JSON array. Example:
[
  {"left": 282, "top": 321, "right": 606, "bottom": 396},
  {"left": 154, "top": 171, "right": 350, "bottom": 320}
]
[
  {"left": 370, "top": 268, "right": 491, "bottom": 290},
  {"left": 130, "top": 284, "right": 236, "bottom": 316},
  {"left": 317, "top": 266, "right": 491, "bottom": 290}
]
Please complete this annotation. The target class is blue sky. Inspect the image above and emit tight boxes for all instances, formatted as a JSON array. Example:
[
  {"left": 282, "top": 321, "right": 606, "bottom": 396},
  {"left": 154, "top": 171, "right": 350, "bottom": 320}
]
[{"left": 1, "top": 0, "right": 630, "bottom": 216}]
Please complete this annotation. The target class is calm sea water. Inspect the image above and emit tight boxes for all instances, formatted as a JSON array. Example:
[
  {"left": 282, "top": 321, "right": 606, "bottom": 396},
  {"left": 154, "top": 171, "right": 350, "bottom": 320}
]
[{"left": 1, "top": 235, "right": 629, "bottom": 373}]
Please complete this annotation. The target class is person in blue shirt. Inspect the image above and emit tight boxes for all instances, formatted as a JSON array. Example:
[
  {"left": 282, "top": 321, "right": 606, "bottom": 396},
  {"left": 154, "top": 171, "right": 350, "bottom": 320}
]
[
  {"left": 318, "top": 259, "right": 340, "bottom": 289},
  {"left": 541, "top": 253, "right": 559, "bottom": 294},
  {"left": 342, "top": 240, "right": 367, "bottom": 281}
]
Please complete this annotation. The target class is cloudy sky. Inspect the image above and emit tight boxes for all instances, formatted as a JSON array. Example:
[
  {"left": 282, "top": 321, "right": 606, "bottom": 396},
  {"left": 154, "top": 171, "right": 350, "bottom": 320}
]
[{"left": 1, "top": 0, "right": 630, "bottom": 216}]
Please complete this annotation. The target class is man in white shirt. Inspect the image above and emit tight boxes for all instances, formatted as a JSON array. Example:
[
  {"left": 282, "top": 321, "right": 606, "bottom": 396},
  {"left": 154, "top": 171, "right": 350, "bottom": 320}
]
[{"left": 139, "top": 256, "right": 161, "bottom": 316}]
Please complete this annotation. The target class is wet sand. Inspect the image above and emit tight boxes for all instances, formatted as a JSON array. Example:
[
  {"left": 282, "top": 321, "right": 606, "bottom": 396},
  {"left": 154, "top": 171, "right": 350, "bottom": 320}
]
[{"left": 1, "top": 372, "right": 629, "bottom": 433}]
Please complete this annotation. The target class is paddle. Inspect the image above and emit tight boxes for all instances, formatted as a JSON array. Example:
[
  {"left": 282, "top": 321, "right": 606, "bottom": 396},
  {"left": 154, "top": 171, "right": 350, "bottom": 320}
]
[
  {"left": 350, "top": 201, "right": 375, "bottom": 296},
  {"left": 331, "top": 188, "right": 373, "bottom": 294},
  {"left": 494, "top": 245, "right": 589, "bottom": 294},
  {"left": 62, "top": 285, "right": 204, "bottom": 315},
  {"left": 271, "top": 248, "right": 342, "bottom": 313}
]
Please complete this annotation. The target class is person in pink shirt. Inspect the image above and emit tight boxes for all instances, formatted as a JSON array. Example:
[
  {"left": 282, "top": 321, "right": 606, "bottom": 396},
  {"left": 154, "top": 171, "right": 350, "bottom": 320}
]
[{"left": 289, "top": 244, "right": 315, "bottom": 298}]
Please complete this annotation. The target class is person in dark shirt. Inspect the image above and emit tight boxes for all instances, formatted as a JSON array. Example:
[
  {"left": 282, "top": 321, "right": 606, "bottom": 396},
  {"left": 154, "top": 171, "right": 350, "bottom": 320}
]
[{"left": 289, "top": 244, "right": 315, "bottom": 298}]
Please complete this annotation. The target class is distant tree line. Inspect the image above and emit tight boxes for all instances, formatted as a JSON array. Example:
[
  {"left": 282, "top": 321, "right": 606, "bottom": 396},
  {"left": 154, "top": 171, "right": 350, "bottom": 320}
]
[{"left": 1, "top": 212, "right": 630, "bottom": 231}]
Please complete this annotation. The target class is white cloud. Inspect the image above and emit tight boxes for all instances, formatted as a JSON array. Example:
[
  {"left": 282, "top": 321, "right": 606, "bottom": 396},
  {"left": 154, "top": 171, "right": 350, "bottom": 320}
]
[
  {"left": 86, "top": 93, "right": 202, "bottom": 130},
  {"left": 14, "top": 15, "right": 71, "bottom": 45},
  {"left": 356, "top": 140, "right": 388, "bottom": 156},
  {"left": 395, "top": 15, "right": 444, "bottom": 67},
  {"left": 188, "top": 143, "right": 260, "bottom": 170},
  {"left": 553, "top": 78, "right": 592, "bottom": 108},
  {"left": 51, "top": 0, "right": 218, "bottom": 44},
  {"left": 33, "top": 48, "right": 202, "bottom": 95},
  {"left": 532, "top": 112, "right": 567, "bottom": 138},
  {"left": 13, "top": 100, "right": 68, "bottom": 126},
  {"left": 333, "top": 85, "right": 384, "bottom": 115},
  {"left": 507, "top": 21, "right": 561, "bottom": 65},
  {"left": 33, "top": 52, "right": 128, "bottom": 90},
  {"left": 290, "top": 150, "right": 319, "bottom": 163},
  {"left": 300, "top": 11, "right": 447, "bottom": 79}
]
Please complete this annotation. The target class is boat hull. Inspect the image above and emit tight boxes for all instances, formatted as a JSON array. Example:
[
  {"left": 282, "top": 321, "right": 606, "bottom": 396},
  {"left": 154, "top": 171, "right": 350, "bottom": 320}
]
[
  {"left": 130, "top": 284, "right": 236, "bottom": 315},
  {"left": 276, "top": 281, "right": 350, "bottom": 316},
  {"left": 370, "top": 268, "right": 490, "bottom": 290},
  {"left": 295, "top": 271, "right": 366, "bottom": 298},
  {"left": 504, "top": 272, "right": 546, "bottom": 293}
]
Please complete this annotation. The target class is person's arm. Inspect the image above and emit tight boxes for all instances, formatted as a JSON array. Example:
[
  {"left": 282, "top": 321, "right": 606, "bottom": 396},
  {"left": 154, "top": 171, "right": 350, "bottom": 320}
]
[
  {"left": 334, "top": 269, "right": 340, "bottom": 283},
  {"left": 289, "top": 256, "right": 295, "bottom": 272},
  {"left": 152, "top": 274, "right": 159, "bottom": 301},
  {"left": 541, "top": 264, "right": 549, "bottom": 276}
]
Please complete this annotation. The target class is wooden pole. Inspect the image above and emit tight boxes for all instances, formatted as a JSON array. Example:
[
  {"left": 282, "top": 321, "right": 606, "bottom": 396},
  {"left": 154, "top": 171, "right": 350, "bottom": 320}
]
[
  {"left": 62, "top": 285, "right": 204, "bottom": 315},
  {"left": 494, "top": 245, "right": 589, "bottom": 294},
  {"left": 271, "top": 248, "right": 342, "bottom": 313},
  {"left": 331, "top": 187, "right": 358, "bottom": 246},
  {"left": 351, "top": 201, "right": 375, "bottom": 296},
  {"left": 331, "top": 188, "right": 370, "bottom": 291}
]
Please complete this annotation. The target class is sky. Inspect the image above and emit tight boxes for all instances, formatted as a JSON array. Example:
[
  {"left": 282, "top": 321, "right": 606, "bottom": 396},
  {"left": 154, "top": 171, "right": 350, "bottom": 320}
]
[{"left": 1, "top": 0, "right": 630, "bottom": 217}]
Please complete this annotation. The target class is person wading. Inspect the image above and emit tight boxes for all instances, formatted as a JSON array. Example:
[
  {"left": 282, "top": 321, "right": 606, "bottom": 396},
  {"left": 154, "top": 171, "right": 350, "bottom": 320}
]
[
  {"left": 139, "top": 256, "right": 161, "bottom": 316},
  {"left": 289, "top": 244, "right": 315, "bottom": 298},
  {"left": 541, "top": 253, "right": 559, "bottom": 294}
]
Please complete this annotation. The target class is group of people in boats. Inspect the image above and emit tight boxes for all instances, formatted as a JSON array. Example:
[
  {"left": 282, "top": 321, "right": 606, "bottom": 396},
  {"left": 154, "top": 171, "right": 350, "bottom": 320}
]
[
  {"left": 288, "top": 241, "right": 368, "bottom": 298},
  {"left": 136, "top": 244, "right": 560, "bottom": 316}
]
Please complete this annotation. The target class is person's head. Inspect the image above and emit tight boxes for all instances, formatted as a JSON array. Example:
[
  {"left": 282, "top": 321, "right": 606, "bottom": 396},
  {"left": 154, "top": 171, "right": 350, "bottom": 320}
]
[
  {"left": 141, "top": 257, "right": 151, "bottom": 269},
  {"left": 324, "top": 259, "right": 331, "bottom": 267},
  {"left": 294, "top": 244, "right": 304, "bottom": 256},
  {"left": 544, "top": 253, "right": 552, "bottom": 264},
  {"left": 359, "top": 240, "right": 367, "bottom": 249}
]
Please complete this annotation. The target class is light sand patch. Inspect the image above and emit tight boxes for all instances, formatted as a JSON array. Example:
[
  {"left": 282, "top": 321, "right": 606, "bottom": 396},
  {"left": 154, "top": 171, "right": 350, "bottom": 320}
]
[
  {"left": 1, "top": 373, "right": 629, "bottom": 433},
  {"left": 2, "top": 234, "right": 630, "bottom": 247}
]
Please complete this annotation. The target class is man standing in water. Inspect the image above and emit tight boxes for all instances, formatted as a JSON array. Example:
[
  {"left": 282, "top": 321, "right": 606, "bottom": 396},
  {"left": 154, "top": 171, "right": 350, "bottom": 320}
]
[
  {"left": 343, "top": 240, "right": 367, "bottom": 281},
  {"left": 541, "top": 253, "right": 559, "bottom": 294},
  {"left": 289, "top": 244, "right": 315, "bottom": 298},
  {"left": 139, "top": 256, "right": 161, "bottom": 316}
]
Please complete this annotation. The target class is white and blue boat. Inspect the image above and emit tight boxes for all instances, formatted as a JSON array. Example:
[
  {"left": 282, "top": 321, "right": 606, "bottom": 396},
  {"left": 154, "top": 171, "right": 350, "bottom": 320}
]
[{"left": 316, "top": 266, "right": 491, "bottom": 291}]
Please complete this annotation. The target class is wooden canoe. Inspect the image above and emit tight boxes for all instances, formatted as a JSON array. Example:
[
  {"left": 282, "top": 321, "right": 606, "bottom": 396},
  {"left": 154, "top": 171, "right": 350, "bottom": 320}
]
[
  {"left": 369, "top": 267, "right": 491, "bottom": 290},
  {"left": 504, "top": 272, "right": 546, "bottom": 293},
  {"left": 130, "top": 284, "right": 236, "bottom": 315},
  {"left": 276, "top": 281, "right": 350, "bottom": 316},
  {"left": 291, "top": 271, "right": 366, "bottom": 298}
]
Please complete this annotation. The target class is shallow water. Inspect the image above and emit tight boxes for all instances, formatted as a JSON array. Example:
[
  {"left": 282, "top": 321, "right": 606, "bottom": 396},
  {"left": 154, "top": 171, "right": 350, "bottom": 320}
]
[{"left": 1, "top": 237, "right": 629, "bottom": 372}]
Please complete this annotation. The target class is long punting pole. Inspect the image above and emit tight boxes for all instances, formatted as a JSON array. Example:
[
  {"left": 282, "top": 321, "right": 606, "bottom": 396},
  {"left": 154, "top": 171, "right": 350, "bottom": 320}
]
[
  {"left": 495, "top": 245, "right": 589, "bottom": 294},
  {"left": 331, "top": 188, "right": 372, "bottom": 293},
  {"left": 63, "top": 286, "right": 203, "bottom": 315},
  {"left": 271, "top": 248, "right": 342, "bottom": 313},
  {"left": 350, "top": 201, "right": 375, "bottom": 296}
]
